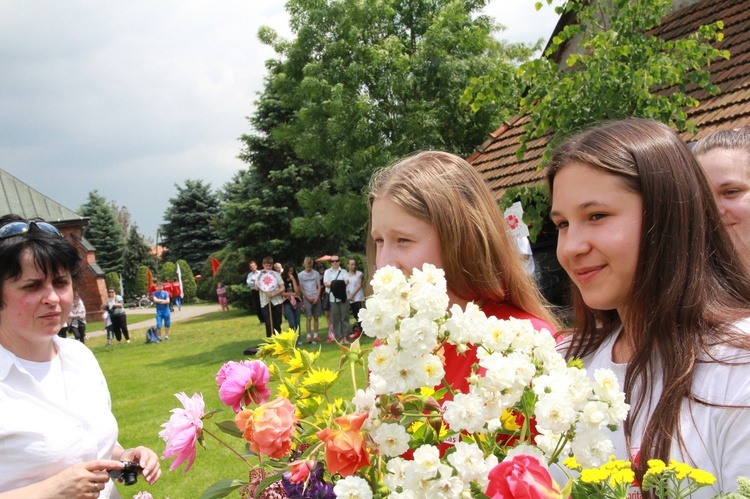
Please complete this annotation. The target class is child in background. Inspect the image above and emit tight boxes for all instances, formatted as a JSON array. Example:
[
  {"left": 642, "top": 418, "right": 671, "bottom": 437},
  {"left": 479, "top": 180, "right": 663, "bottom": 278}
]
[
  {"left": 217, "top": 282, "right": 229, "bottom": 311},
  {"left": 367, "top": 150, "right": 560, "bottom": 395},
  {"left": 102, "top": 305, "right": 114, "bottom": 346}
]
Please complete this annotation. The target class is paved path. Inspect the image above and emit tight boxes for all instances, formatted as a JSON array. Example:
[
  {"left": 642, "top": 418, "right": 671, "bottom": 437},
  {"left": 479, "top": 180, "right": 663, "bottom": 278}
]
[{"left": 87, "top": 304, "right": 222, "bottom": 338}]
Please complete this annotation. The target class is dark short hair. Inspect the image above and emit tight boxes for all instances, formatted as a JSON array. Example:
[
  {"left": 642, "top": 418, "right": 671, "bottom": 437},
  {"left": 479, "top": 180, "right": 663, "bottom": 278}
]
[{"left": 0, "top": 214, "right": 81, "bottom": 309}]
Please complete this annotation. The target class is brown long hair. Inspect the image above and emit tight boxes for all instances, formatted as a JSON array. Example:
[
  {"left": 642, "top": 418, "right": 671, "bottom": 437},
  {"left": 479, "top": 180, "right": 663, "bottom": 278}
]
[
  {"left": 367, "top": 150, "right": 559, "bottom": 329},
  {"left": 547, "top": 118, "right": 750, "bottom": 479}
]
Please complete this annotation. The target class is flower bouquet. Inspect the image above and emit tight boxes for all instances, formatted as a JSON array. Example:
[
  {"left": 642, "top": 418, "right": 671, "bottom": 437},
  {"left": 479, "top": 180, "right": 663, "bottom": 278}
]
[{"left": 160, "top": 264, "right": 636, "bottom": 498}]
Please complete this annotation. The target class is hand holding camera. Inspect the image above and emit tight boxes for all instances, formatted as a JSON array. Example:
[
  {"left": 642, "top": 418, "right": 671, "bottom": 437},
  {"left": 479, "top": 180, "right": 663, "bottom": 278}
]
[{"left": 107, "top": 461, "right": 143, "bottom": 486}]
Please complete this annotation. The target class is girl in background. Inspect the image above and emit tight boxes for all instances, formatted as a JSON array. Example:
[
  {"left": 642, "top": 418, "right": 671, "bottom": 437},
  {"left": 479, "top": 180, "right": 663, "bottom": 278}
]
[
  {"left": 216, "top": 282, "right": 229, "bottom": 311},
  {"left": 282, "top": 264, "right": 302, "bottom": 334},
  {"left": 367, "top": 150, "right": 560, "bottom": 394},
  {"left": 693, "top": 126, "right": 750, "bottom": 271},
  {"left": 547, "top": 118, "right": 750, "bottom": 495}
]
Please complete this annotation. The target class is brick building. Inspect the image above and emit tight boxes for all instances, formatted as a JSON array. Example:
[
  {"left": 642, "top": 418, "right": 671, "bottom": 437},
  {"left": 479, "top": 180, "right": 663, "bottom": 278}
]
[{"left": 0, "top": 168, "right": 108, "bottom": 323}]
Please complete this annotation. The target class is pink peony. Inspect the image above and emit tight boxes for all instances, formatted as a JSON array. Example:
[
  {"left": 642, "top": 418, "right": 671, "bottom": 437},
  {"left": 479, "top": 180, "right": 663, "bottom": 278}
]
[
  {"left": 159, "top": 392, "right": 205, "bottom": 472},
  {"left": 486, "top": 455, "right": 562, "bottom": 499},
  {"left": 235, "top": 396, "right": 297, "bottom": 459},
  {"left": 216, "top": 360, "right": 271, "bottom": 413}
]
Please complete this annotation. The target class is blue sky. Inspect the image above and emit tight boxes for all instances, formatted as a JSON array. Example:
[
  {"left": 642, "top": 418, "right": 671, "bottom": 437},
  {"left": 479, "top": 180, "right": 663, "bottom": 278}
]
[{"left": 0, "top": 1, "right": 561, "bottom": 241}]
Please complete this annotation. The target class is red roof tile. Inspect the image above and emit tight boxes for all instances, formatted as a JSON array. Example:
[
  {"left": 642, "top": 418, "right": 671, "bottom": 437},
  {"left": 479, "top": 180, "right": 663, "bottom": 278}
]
[{"left": 470, "top": 0, "right": 750, "bottom": 197}]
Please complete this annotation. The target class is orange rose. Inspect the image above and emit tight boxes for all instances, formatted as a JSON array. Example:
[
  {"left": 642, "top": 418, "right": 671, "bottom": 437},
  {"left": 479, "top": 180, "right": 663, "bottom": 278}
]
[
  {"left": 235, "top": 396, "right": 297, "bottom": 459},
  {"left": 316, "top": 413, "right": 371, "bottom": 477}
]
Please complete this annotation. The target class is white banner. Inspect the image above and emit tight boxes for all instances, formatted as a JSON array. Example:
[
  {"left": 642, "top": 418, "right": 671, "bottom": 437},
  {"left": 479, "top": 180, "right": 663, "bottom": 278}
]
[{"left": 504, "top": 201, "right": 529, "bottom": 238}]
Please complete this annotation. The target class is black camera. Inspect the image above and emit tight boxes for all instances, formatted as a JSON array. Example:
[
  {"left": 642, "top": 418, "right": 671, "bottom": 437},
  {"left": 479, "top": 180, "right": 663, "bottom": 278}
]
[{"left": 108, "top": 461, "right": 143, "bottom": 486}]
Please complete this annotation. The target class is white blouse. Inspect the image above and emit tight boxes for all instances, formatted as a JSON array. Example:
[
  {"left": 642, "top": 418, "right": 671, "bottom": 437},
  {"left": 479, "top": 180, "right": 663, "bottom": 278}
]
[{"left": 0, "top": 337, "right": 120, "bottom": 497}]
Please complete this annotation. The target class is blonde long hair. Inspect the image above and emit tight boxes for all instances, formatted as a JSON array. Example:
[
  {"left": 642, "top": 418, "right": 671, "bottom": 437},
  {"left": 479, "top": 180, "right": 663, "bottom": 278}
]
[{"left": 367, "top": 151, "right": 559, "bottom": 329}]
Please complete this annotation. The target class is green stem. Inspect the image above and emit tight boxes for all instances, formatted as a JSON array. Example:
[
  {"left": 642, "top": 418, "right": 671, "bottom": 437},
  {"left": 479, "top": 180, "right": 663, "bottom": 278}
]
[
  {"left": 202, "top": 427, "right": 253, "bottom": 468},
  {"left": 350, "top": 358, "right": 358, "bottom": 391}
]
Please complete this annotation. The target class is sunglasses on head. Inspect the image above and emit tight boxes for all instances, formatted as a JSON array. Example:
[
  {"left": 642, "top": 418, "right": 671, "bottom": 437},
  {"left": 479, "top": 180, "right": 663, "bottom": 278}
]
[{"left": 0, "top": 220, "right": 63, "bottom": 240}]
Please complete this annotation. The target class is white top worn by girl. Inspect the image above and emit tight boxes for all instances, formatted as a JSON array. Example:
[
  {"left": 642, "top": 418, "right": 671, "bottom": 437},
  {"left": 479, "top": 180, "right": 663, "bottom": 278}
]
[
  {"left": 0, "top": 336, "right": 120, "bottom": 497},
  {"left": 560, "top": 321, "right": 750, "bottom": 498}
]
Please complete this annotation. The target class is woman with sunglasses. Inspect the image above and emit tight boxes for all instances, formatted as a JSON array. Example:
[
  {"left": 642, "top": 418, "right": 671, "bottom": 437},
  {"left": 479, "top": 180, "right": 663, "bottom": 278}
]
[{"left": 0, "top": 214, "right": 160, "bottom": 497}]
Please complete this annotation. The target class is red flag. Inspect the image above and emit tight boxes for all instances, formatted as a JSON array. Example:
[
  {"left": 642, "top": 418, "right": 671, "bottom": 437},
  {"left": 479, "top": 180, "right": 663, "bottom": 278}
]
[
  {"left": 211, "top": 257, "right": 221, "bottom": 276},
  {"left": 147, "top": 269, "right": 153, "bottom": 291}
]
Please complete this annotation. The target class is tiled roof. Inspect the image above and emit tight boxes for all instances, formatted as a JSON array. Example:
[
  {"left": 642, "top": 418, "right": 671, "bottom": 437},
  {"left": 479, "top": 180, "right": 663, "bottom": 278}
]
[
  {"left": 469, "top": 0, "right": 750, "bottom": 195},
  {"left": 0, "top": 168, "right": 84, "bottom": 223}
]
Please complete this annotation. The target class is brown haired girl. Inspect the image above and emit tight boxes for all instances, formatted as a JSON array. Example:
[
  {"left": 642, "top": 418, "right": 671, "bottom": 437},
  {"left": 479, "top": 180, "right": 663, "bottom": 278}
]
[{"left": 548, "top": 118, "right": 750, "bottom": 496}]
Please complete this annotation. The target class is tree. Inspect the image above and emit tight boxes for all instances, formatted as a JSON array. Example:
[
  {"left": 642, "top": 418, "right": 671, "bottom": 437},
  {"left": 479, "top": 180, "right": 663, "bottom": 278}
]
[
  {"left": 221, "top": 76, "right": 336, "bottom": 262},
  {"left": 109, "top": 201, "right": 133, "bottom": 239},
  {"left": 159, "top": 261, "right": 177, "bottom": 283},
  {"left": 80, "top": 190, "right": 125, "bottom": 274},
  {"left": 463, "top": 0, "right": 729, "bottom": 165},
  {"left": 248, "top": 0, "right": 535, "bottom": 245},
  {"left": 121, "top": 225, "right": 156, "bottom": 297},
  {"left": 161, "top": 180, "right": 225, "bottom": 274},
  {"left": 135, "top": 265, "right": 150, "bottom": 296}
]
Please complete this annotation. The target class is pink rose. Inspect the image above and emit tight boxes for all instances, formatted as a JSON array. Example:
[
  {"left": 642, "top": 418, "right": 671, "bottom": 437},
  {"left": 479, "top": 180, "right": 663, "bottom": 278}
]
[
  {"left": 159, "top": 392, "right": 205, "bottom": 472},
  {"left": 316, "top": 413, "right": 371, "bottom": 477},
  {"left": 288, "top": 460, "right": 315, "bottom": 483},
  {"left": 235, "top": 396, "right": 297, "bottom": 459},
  {"left": 486, "top": 455, "right": 562, "bottom": 499},
  {"left": 216, "top": 360, "right": 271, "bottom": 412}
]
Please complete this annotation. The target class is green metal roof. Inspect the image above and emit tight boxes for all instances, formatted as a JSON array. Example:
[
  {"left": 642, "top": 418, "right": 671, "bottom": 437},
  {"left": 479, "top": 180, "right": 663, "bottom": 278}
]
[{"left": 0, "top": 168, "right": 84, "bottom": 223}]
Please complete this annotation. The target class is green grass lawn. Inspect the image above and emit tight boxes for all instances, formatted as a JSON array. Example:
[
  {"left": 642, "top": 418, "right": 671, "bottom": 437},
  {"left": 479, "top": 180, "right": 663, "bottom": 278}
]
[{"left": 90, "top": 310, "right": 369, "bottom": 498}]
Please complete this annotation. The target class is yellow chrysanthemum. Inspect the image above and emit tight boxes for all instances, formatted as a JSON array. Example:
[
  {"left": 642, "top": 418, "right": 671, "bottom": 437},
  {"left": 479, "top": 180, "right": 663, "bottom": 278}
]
[
  {"left": 646, "top": 459, "right": 667, "bottom": 474},
  {"left": 501, "top": 409, "right": 521, "bottom": 431},
  {"left": 563, "top": 456, "right": 581, "bottom": 471},
  {"left": 669, "top": 460, "right": 692, "bottom": 480},
  {"left": 688, "top": 469, "right": 716, "bottom": 485},
  {"left": 609, "top": 469, "right": 635, "bottom": 486},
  {"left": 580, "top": 468, "right": 607, "bottom": 484}
]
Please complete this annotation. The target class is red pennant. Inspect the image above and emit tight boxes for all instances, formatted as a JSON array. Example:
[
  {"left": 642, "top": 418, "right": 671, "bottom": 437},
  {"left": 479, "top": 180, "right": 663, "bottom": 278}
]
[
  {"left": 147, "top": 269, "right": 153, "bottom": 291},
  {"left": 211, "top": 257, "right": 221, "bottom": 276}
]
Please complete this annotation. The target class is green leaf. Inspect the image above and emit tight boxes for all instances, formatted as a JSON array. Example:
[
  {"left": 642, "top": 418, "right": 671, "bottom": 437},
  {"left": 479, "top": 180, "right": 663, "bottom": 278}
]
[
  {"left": 200, "top": 479, "right": 247, "bottom": 499},
  {"left": 215, "top": 419, "right": 243, "bottom": 438}
]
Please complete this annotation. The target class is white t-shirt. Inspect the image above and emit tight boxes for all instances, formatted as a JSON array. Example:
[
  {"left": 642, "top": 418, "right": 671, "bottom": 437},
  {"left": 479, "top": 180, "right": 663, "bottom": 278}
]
[
  {"left": 0, "top": 337, "right": 120, "bottom": 497},
  {"left": 324, "top": 268, "right": 348, "bottom": 303},
  {"left": 558, "top": 322, "right": 750, "bottom": 498},
  {"left": 347, "top": 270, "right": 364, "bottom": 303}
]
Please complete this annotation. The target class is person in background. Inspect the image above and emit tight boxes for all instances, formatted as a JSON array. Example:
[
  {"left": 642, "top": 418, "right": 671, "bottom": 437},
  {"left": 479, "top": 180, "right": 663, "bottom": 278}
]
[
  {"left": 163, "top": 279, "right": 174, "bottom": 312},
  {"left": 0, "top": 214, "right": 161, "bottom": 497},
  {"left": 367, "top": 151, "right": 560, "bottom": 398},
  {"left": 274, "top": 262, "right": 283, "bottom": 274},
  {"left": 170, "top": 277, "right": 182, "bottom": 312},
  {"left": 547, "top": 118, "right": 750, "bottom": 494},
  {"left": 255, "top": 257, "right": 283, "bottom": 337},
  {"left": 693, "top": 126, "right": 750, "bottom": 271},
  {"left": 346, "top": 258, "right": 365, "bottom": 340},
  {"left": 281, "top": 263, "right": 302, "bottom": 337},
  {"left": 105, "top": 288, "right": 130, "bottom": 344},
  {"left": 324, "top": 255, "right": 350, "bottom": 344},
  {"left": 217, "top": 282, "right": 229, "bottom": 312},
  {"left": 102, "top": 305, "right": 114, "bottom": 347},
  {"left": 245, "top": 260, "right": 263, "bottom": 323},
  {"left": 316, "top": 262, "right": 334, "bottom": 342},
  {"left": 67, "top": 290, "right": 87, "bottom": 344},
  {"left": 151, "top": 281, "right": 172, "bottom": 341},
  {"left": 298, "top": 257, "right": 322, "bottom": 344}
]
